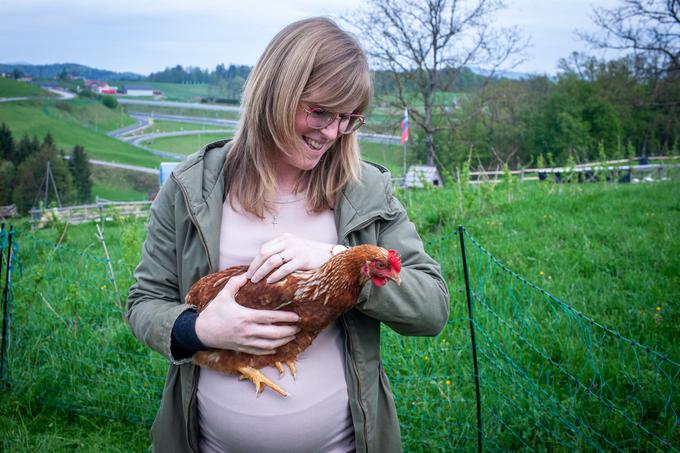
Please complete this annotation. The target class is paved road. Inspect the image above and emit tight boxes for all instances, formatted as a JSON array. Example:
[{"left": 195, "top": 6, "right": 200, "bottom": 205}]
[
  {"left": 107, "top": 116, "right": 152, "bottom": 138},
  {"left": 118, "top": 98, "right": 242, "bottom": 112},
  {"left": 125, "top": 129, "right": 230, "bottom": 145},
  {"left": 129, "top": 112, "right": 238, "bottom": 128}
]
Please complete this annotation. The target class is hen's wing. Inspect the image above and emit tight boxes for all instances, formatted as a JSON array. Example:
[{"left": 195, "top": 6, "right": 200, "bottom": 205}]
[
  {"left": 185, "top": 266, "right": 248, "bottom": 311},
  {"left": 185, "top": 266, "right": 314, "bottom": 313}
]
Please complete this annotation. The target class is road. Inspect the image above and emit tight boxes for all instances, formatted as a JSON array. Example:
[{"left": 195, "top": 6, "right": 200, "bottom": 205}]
[
  {"left": 118, "top": 98, "right": 242, "bottom": 112},
  {"left": 124, "top": 129, "right": 230, "bottom": 146}
]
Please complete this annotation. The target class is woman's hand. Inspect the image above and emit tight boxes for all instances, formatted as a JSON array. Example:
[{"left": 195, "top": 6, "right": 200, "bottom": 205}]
[
  {"left": 195, "top": 274, "right": 300, "bottom": 355},
  {"left": 246, "top": 233, "right": 340, "bottom": 284}
]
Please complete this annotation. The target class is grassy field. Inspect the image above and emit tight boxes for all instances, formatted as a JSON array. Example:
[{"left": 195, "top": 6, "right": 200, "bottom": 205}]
[
  {"left": 50, "top": 98, "right": 137, "bottom": 133},
  {"left": 141, "top": 132, "right": 233, "bottom": 155},
  {"left": 124, "top": 103, "right": 240, "bottom": 121},
  {"left": 1, "top": 177, "right": 677, "bottom": 451},
  {"left": 138, "top": 119, "right": 232, "bottom": 134},
  {"left": 0, "top": 77, "right": 52, "bottom": 97},
  {"left": 0, "top": 100, "right": 162, "bottom": 168},
  {"left": 91, "top": 166, "right": 157, "bottom": 201}
]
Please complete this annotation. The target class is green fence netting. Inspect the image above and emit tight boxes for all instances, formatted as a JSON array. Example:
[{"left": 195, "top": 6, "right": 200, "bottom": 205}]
[{"left": 2, "top": 226, "right": 678, "bottom": 451}]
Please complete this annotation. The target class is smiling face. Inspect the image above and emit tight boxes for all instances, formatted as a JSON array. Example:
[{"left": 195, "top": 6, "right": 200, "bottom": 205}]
[{"left": 275, "top": 103, "right": 358, "bottom": 184}]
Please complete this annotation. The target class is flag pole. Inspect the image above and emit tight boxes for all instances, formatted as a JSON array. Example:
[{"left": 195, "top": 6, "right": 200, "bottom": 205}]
[{"left": 401, "top": 106, "right": 409, "bottom": 183}]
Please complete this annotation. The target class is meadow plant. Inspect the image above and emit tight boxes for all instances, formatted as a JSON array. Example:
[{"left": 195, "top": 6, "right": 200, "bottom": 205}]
[{"left": 597, "top": 141, "right": 609, "bottom": 183}]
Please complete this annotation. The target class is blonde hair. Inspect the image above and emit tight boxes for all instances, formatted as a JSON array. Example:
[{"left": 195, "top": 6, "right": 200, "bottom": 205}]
[{"left": 224, "top": 17, "right": 373, "bottom": 218}]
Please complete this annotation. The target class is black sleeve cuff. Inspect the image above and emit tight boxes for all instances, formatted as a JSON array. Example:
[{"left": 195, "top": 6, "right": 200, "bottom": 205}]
[{"left": 171, "top": 309, "right": 207, "bottom": 360}]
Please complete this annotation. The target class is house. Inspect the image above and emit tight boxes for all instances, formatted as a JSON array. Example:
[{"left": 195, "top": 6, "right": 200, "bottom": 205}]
[
  {"left": 83, "top": 79, "right": 117, "bottom": 94},
  {"left": 403, "top": 165, "right": 443, "bottom": 188},
  {"left": 120, "top": 85, "right": 160, "bottom": 97}
]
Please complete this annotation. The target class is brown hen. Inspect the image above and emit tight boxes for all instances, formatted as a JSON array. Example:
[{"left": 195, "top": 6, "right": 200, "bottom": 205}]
[{"left": 185, "top": 244, "right": 402, "bottom": 397}]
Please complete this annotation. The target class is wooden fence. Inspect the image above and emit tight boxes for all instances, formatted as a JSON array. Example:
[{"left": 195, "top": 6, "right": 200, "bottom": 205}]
[{"left": 29, "top": 199, "right": 151, "bottom": 229}]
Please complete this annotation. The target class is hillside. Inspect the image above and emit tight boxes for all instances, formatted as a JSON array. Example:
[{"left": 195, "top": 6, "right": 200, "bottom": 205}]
[
  {"left": 0, "top": 63, "right": 144, "bottom": 81},
  {"left": 0, "top": 77, "right": 52, "bottom": 97},
  {"left": 0, "top": 98, "right": 162, "bottom": 200},
  {"left": 0, "top": 99, "right": 159, "bottom": 167}
]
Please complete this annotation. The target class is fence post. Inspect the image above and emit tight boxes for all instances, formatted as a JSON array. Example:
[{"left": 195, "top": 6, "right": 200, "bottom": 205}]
[
  {"left": 0, "top": 225, "right": 13, "bottom": 387},
  {"left": 458, "top": 225, "right": 482, "bottom": 452}
]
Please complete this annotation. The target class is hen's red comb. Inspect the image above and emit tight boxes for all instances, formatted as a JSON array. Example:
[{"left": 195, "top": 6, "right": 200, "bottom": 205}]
[{"left": 388, "top": 250, "right": 402, "bottom": 273}]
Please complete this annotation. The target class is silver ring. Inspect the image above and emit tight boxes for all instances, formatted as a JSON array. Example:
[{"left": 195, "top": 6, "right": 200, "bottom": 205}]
[{"left": 278, "top": 253, "right": 286, "bottom": 263}]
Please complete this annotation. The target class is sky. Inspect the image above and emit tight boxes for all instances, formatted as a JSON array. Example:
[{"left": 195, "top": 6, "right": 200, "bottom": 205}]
[{"left": 0, "top": 0, "right": 622, "bottom": 76}]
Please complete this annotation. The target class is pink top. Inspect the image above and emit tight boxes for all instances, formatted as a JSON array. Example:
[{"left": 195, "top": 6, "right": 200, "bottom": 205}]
[{"left": 197, "top": 192, "right": 355, "bottom": 453}]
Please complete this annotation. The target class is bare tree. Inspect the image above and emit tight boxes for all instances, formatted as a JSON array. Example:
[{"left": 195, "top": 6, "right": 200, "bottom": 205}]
[
  {"left": 345, "top": 0, "right": 525, "bottom": 165},
  {"left": 581, "top": 0, "right": 680, "bottom": 74}
]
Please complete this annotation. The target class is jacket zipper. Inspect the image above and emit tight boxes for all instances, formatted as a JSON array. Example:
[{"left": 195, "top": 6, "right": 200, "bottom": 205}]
[
  {"left": 171, "top": 173, "right": 212, "bottom": 453},
  {"left": 342, "top": 316, "right": 370, "bottom": 453},
  {"left": 339, "top": 213, "right": 391, "bottom": 453}
]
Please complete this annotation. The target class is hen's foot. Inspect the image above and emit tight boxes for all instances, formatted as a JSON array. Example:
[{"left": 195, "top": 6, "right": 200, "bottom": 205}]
[
  {"left": 274, "top": 361, "right": 298, "bottom": 379},
  {"left": 237, "top": 366, "right": 288, "bottom": 397}
]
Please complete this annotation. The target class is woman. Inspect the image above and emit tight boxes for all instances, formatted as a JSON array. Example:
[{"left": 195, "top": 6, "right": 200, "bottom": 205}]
[{"left": 127, "top": 17, "right": 449, "bottom": 453}]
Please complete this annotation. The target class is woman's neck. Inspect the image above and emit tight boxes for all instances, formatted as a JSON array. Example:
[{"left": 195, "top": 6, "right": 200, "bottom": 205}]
[{"left": 274, "top": 160, "right": 304, "bottom": 194}]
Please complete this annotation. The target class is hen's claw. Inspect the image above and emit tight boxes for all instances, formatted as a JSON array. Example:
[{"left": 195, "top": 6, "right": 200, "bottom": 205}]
[
  {"left": 274, "top": 361, "right": 298, "bottom": 380},
  {"left": 237, "top": 366, "right": 288, "bottom": 397},
  {"left": 286, "top": 360, "right": 297, "bottom": 379}
]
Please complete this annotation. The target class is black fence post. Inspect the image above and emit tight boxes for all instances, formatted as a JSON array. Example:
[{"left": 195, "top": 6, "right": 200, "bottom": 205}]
[
  {"left": 458, "top": 225, "right": 482, "bottom": 452},
  {"left": 0, "top": 224, "right": 10, "bottom": 387}
]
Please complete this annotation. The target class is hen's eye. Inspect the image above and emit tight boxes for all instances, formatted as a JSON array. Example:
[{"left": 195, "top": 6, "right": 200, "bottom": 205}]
[{"left": 375, "top": 262, "right": 385, "bottom": 269}]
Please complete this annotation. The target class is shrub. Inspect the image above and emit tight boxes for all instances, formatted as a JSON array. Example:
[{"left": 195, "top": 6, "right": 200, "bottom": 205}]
[{"left": 101, "top": 95, "right": 118, "bottom": 110}]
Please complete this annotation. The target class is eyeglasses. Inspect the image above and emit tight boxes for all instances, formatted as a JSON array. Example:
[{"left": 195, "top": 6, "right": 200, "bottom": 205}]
[{"left": 303, "top": 106, "right": 365, "bottom": 135}]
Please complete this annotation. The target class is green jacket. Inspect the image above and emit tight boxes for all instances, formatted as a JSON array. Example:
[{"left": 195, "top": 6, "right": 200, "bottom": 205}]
[{"left": 126, "top": 140, "right": 450, "bottom": 453}]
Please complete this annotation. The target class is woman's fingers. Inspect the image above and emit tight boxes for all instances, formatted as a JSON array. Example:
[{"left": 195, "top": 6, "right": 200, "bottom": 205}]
[
  {"left": 223, "top": 272, "right": 249, "bottom": 294},
  {"left": 246, "top": 233, "right": 336, "bottom": 283}
]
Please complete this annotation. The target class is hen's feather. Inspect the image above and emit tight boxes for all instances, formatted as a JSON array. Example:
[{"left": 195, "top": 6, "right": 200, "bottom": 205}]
[{"left": 185, "top": 244, "right": 402, "bottom": 393}]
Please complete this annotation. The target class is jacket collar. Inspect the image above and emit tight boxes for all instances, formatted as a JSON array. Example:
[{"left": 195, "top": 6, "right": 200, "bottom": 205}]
[
  {"left": 335, "top": 161, "right": 401, "bottom": 240},
  {"left": 171, "top": 139, "right": 230, "bottom": 272}
]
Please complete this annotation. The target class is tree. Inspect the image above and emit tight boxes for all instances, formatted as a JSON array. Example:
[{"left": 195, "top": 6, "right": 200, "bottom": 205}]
[
  {"left": 582, "top": 0, "right": 680, "bottom": 74},
  {"left": 12, "top": 133, "right": 39, "bottom": 166},
  {"left": 68, "top": 145, "right": 93, "bottom": 203},
  {"left": 346, "top": 0, "right": 525, "bottom": 165},
  {"left": 0, "top": 160, "right": 15, "bottom": 205},
  {"left": 0, "top": 123, "right": 14, "bottom": 162},
  {"left": 12, "top": 134, "right": 75, "bottom": 213}
]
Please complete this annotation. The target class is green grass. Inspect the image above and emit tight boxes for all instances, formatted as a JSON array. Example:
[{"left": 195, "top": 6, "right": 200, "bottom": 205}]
[
  {"left": 0, "top": 100, "right": 163, "bottom": 168},
  {"left": 398, "top": 179, "right": 680, "bottom": 350},
  {"left": 91, "top": 166, "right": 157, "bottom": 201},
  {"left": 62, "top": 99, "right": 136, "bottom": 133},
  {"left": 0, "top": 78, "right": 51, "bottom": 97},
  {"left": 139, "top": 120, "right": 232, "bottom": 134},
  {"left": 141, "top": 132, "right": 232, "bottom": 155},
  {"left": 360, "top": 141, "right": 408, "bottom": 176},
  {"left": 2, "top": 177, "right": 677, "bottom": 450},
  {"left": 123, "top": 103, "right": 240, "bottom": 121}
]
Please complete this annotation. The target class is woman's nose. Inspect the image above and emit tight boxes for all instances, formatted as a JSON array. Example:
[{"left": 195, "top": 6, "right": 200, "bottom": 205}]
[{"left": 319, "top": 118, "right": 340, "bottom": 140}]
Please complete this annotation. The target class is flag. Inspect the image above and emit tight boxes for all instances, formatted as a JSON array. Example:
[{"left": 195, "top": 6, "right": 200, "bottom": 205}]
[{"left": 400, "top": 107, "right": 409, "bottom": 145}]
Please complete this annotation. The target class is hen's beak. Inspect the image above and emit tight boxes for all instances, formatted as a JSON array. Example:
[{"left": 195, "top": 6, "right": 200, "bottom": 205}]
[{"left": 389, "top": 271, "right": 402, "bottom": 286}]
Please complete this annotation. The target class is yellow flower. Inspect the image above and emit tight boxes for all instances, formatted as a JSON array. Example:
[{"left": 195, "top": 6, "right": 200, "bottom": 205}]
[
  {"left": 539, "top": 271, "right": 544, "bottom": 276},
  {"left": 423, "top": 355, "right": 429, "bottom": 361},
  {"left": 656, "top": 306, "right": 661, "bottom": 312},
  {"left": 446, "top": 379, "right": 452, "bottom": 385}
]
